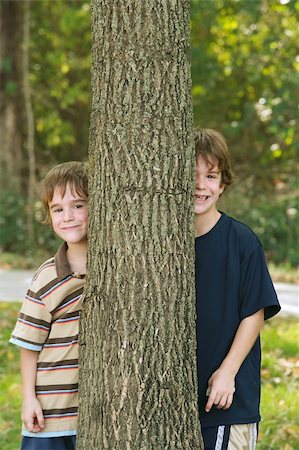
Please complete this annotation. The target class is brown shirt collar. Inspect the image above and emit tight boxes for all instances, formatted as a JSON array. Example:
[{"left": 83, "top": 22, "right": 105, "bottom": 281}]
[{"left": 54, "top": 242, "right": 72, "bottom": 281}]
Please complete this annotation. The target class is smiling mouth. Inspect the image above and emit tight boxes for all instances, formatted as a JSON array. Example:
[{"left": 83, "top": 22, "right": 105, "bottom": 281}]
[{"left": 195, "top": 195, "right": 209, "bottom": 200}]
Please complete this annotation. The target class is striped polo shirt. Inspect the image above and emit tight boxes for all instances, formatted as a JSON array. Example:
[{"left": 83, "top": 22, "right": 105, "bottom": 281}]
[{"left": 10, "top": 242, "right": 85, "bottom": 438}]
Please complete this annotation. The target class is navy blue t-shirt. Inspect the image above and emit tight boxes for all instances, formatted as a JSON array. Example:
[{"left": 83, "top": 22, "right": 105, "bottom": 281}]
[{"left": 195, "top": 212, "right": 280, "bottom": 427}]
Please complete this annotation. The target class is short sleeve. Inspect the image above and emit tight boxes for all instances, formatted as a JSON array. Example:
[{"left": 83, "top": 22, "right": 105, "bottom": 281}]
[
  {"left": 10, "top": 285, "right": 52, "bottom": 352},
  {"left": 240, "top": 243, "right": 281, "bottom": 321}
]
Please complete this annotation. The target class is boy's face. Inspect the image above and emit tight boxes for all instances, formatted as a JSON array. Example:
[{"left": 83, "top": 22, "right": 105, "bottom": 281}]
[
  {"left": 48, "top": 183, "right": 88, "bottom": 246},
  {"left": 194, "top": 156, "right": 225, "bottom": 217}
]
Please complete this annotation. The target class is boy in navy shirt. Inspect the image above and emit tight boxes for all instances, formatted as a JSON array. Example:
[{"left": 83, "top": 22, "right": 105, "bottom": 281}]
[{"left": 194, "top": 129, "right": 280, "bottom": 449}]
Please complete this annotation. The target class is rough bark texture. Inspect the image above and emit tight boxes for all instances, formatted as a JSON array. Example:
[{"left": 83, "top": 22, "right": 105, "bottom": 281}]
[
  {"left": 78, "top": 1, "right": 202, "bottom": 448},
  {"left": 0, "top": 1, "right": 24, "bottom": 191}
]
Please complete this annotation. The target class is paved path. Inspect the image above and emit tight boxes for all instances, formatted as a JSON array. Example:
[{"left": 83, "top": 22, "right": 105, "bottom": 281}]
[
  {"left": 0, "top": 270, "right": 298, "bottom": 316},
  {"left": 0, "top": 270, "right": 34, "bottom": 302},
  {"left": 272, "top": 282, "right": 299, "bottom": 316}
]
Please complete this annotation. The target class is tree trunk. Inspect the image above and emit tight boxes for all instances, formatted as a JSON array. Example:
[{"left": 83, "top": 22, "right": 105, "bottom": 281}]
[
  {"left": 22, "top": 0, "right": 36, "bottom": 246},
  {"left": 0, "top": 1, "right": 24, "bottom": 192},
  {"left": 78, "top": 1, "right": 202, "bottom": 448}
]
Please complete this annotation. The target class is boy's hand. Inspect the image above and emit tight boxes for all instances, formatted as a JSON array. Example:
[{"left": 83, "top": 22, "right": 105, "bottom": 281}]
[
  {"left": 22, "top": 397, "right": 44, "bottom": 432},
  {"left": 205, "top": 367, "right": 236, "bottom": 412}
]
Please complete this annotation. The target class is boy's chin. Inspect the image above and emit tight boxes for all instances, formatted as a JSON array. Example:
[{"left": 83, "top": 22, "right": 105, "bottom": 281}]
[{"left": 64, "top": 237, "right": 87, "bottom": 245}]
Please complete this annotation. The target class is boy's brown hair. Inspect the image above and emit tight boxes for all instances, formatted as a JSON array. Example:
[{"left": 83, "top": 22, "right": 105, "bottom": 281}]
[
  {"left": 42, "top": 161, "right": 88, "bottom": 224},
  {"left": 194, "top": 128, "right": 235, "bottom": 187}
]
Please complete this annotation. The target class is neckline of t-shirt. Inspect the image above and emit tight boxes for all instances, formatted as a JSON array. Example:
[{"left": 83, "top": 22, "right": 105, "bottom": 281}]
[
  {"left": 72, "top": 272, "right": 86, "bottom": 279},
  {"left": 195, "top": 211, "right": 227, "bottom": 240}
]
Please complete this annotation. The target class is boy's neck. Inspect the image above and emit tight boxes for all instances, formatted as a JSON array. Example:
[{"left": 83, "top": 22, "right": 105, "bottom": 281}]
[
  {"left": 66, "top": 241, "right": 87, "bottom": 275},
  {"left": 195, "top": 209, "right": 221, "bottom": 237}
]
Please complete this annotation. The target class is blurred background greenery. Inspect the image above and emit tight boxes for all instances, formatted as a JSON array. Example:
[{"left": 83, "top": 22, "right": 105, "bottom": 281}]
[
  {"left": 0, "top": 0, "right": 298, "bottom": 270},
  {"left": 0, "top": 1, "right": 298, "bottom": 449}
]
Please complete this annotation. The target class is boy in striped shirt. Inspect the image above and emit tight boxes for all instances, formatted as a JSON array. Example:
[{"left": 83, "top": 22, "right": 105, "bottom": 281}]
[{"left": 10, "top": 161, "right": 88, "bottom": 450}]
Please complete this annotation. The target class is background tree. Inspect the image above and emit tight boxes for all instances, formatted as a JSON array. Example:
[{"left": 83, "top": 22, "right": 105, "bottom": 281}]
[
  {"left": 0, "top": 1, "right": 24, "bottom": 193},
  {"left": 77, "top": 1, "right": 202, "bottom": 448},
  {"left": 0, "top": 0, "right": 91, "bottom": 258},
  {"left": 22, "top": 0, "right": 36, "bottom": 244},
  {"left": 0, "top": 0, "right": 297, "bottom": 266}
]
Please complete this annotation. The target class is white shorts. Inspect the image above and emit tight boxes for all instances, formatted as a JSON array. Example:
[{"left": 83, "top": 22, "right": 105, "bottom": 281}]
[{"left": 201, "top": 423, "right": 258, "bottom": 450}]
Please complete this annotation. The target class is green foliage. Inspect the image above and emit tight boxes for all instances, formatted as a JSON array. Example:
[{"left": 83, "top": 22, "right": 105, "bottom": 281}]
[
  {"left": 0, "top": 304, "right": 297, "bottom": 449},
  {"left": 0, "top": 187, "right": 61, "bottom": 260},
  {"left": 0, "top": 190, "right": 27, "bottom": 254},
  {"left": 2, "top": 57, "right": 18, "bottom": 96},
  {"left": 219, "top": 184, "right": 299, "bottom": 266},
  {"left": 30, "top": 0, "right": 91, "bottom": 165},
  {"left": 191, "top": 0, "right": 299, "bottom": 192},
  {"left": 248, "top": 199, "right": 298, "bottom": 266},
  {"left": 1, "top": 0, "right": 298, "bottom": 266}
]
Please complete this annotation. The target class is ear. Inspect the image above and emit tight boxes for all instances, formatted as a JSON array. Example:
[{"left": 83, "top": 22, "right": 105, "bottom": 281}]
[{"left": 219, "top": 183, "right": 225, "bottom": 196}]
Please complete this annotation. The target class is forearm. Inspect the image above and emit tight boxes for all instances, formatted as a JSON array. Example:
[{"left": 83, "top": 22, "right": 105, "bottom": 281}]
[
  {"left": 205, "top": 309, "right": 264, "bottom": 412},
  {"left": 20, "top": 348, "right": 39, "bottom": 399},
  {"left": 220, "top": 309, "right": 264, "bottom": 376},
  {"left": 20, "top": 348, "right": 44, "bottom": 431}
]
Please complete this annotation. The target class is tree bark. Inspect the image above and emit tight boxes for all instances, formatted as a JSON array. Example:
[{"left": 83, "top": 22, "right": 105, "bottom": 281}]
[
  {"left": 0, "top": 1, "right": 24, "bottom": 192},
  {"left": 78, "top": 1, "right": 202, "bottom": 448}
]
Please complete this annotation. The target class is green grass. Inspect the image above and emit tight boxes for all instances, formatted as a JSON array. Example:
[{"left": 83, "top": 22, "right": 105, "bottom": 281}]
[
  {"left": 0, "top": 251, "right": 52, "bottom": 271},
  {"left": 268, "top": 262, "right": 299, "bottom": 285},
  {"left": 258, "top": 317, "right": 299, "bottom": 450},
  {"left": 0, "top": 303, "right": 298, "bottom": 449},
  {"left": 0, "top": 303, "right": 22, "bottom": 450}
]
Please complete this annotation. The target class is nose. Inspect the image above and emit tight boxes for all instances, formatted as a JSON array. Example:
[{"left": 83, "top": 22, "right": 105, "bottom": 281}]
[
  {"left": 195, "top": 173, "right": 206, "bottom": 190},
  {"left": 62, "top": 208, "right": 74, "bottom": 222}
]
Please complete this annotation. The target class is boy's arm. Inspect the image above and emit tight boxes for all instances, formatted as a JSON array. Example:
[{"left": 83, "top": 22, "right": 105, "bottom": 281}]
[
  {"left": 20, "top": 348, "right": 44, "bottom": 432},
  {"left": 205, "top": 308, "right": 264, "bottom": 413}
]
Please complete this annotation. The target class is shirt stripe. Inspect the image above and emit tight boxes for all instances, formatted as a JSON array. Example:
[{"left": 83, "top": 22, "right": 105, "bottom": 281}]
[
  {"left": 37, "top": 389, "right": 78, "bottom": 395},
  {"left": 17, "top": 318, "right": 49, "bottom": 331},
  {"left": 10, "top": 242, "right": 85, "bottom": 437},
  {"left": 9, "top": 337, "right": 41, "bottom": 352},
  {"left": 40, "top": 276, "right": 74, "bottom": 299}
]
